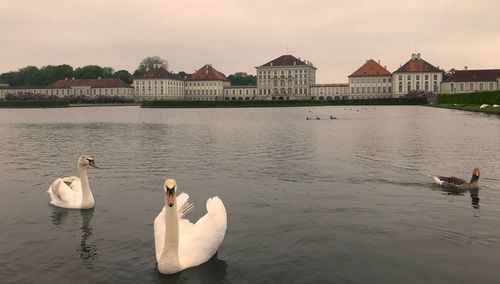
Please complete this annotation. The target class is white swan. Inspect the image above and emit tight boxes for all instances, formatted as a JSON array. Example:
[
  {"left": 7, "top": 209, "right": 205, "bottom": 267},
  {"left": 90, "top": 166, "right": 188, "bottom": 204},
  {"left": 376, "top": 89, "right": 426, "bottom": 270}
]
[
  {"left": 154, "top": 179, "right": 227, "bottom": 274},
  {"left": 47, "top": 155, "right": 99, "bottom": 209}
]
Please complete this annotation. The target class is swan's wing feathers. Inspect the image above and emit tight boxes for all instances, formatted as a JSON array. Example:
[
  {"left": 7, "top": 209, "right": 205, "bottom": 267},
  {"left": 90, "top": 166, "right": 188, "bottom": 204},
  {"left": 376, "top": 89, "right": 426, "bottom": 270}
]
[
  {"left": 179, "top": 196, "right": 227, "bottom": 268},
  {"left": 48, "top": 178, "right": 79, "bottom": 205},
  {"left": 154, "top": 207, "right": 165, "bottom": 262},
  {"left": 62, "top": 176, "right": 81, "bottom": 191},
  {"left": 177, "top": 192, "right": 195, "bottom": 219}
]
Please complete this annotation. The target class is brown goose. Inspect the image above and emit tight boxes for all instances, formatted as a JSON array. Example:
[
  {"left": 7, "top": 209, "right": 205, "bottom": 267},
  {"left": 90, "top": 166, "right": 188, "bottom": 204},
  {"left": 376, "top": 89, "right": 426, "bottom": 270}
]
[{"left": 433, "top": 168, "right": 480, "bottom": 190}]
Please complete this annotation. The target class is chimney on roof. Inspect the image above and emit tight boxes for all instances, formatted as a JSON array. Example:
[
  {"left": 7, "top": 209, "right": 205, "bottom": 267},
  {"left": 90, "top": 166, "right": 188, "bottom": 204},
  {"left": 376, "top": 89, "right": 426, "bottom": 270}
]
[
  {"left": 384, "top": 66, "right": 387, "bottom": 69},
  {"left": 464, "top": 66, "right": 468, "bottom": 70},
  {"left": 417, "top": 53, "right": 421, "bottom": 59},
  {"left": 411, "top": 53, "right": 416, "bottom": 60},
  {"left": 378, "top": 60, "right": 380, "bottom": 64}
]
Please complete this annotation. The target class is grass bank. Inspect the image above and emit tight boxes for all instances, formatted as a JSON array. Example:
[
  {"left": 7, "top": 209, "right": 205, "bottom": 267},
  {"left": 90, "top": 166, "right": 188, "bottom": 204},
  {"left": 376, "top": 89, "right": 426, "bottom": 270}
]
[
  {"left": 433, "top": 90, "right": 500, "bottom": 115},
  {"left": 142, "top": 97, "right": 425, "bottom": 108},
  {"left": 438, "top": 90, "right": 500, "bottom": 104},
  {"left": 0, "top": 100, "right": 69, "bottom": 108}
]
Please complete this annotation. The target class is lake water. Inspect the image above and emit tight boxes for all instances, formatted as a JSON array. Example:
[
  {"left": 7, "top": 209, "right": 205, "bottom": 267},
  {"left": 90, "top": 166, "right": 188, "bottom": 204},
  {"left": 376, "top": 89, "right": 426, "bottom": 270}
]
[{"left": 0, "top": 106, "right": 499, "bottom": 283}]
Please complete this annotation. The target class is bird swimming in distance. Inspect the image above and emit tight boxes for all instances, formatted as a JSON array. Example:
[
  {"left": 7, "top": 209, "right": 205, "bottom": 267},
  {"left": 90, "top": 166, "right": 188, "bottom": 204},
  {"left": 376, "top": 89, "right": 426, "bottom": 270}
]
[
  {"left": 47, "top": 155, "right": 99, "bottom": 209},
  {"left": 433, "top": 168, "right": 480, "bottom": 191},
  {"left": 154, "top": 179, "right": 227, "bottom": 274}
]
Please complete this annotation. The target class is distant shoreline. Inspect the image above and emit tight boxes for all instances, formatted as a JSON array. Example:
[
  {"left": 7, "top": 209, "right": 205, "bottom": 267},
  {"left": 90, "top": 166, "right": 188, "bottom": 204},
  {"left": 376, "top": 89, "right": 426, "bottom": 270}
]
[
  {"left": 141, "top": 98, "right": 425, "bottom": 108},
  {"left": 0, "top": 98, "right": 427, "bottom": 109},
  {"left": 429, "top": 104, "right": 500, "bottom": 115}
]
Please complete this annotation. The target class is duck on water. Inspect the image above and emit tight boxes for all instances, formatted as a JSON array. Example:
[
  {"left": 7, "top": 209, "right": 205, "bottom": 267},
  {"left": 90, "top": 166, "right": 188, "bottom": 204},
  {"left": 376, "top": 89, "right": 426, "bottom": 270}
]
[{"left": 433, "top": 168, "right": 480, "bottom": 191}]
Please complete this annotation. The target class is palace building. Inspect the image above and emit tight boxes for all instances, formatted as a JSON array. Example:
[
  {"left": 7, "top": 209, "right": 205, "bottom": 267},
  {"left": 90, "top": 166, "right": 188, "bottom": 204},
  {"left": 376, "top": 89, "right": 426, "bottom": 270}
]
[
  {"left": 440, "top": 68, "right": 500, "bottom": 93},
  {"left": 348, "top": 59, "right": 392, "bottom": 99},
  {"left": 133, "top": 65, "right": 184, "bottom": 101},
  {"left": 392, "top": 53, "right": 443, "bottom": 97},
  {"left": 185, "top": 64, "right": 231, "bottom": 101},
  {"left": 255, "top": 55, "right": 317, "bottom": 100},
  {"left": 0, "top": 78, "right": 134, "bottom": 99}
]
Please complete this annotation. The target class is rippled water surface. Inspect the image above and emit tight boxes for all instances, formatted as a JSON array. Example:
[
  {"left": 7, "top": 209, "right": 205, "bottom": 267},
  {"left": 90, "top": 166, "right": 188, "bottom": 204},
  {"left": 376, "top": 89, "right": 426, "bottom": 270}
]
[{"left": 0, "top": 106, "right": 499, "bottom": 283}]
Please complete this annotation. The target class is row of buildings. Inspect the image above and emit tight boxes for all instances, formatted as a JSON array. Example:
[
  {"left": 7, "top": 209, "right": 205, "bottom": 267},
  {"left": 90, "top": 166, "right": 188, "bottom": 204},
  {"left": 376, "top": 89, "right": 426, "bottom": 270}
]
[{"left": 1, "top": 53, "right": 499, "bottom": 101}]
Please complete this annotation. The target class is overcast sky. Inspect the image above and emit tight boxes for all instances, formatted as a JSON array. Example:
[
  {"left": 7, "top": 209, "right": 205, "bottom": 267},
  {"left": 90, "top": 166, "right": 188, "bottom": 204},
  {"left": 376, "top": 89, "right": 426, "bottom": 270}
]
[{"left": 1, "top": 0, "right": 499, "bottom": 82}]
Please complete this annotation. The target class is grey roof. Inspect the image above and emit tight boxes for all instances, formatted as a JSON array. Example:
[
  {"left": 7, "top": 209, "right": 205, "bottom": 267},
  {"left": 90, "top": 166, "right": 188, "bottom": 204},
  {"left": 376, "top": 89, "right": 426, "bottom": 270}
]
[{"left": 443, "top": 69, "right": 500, "bottom": 82}]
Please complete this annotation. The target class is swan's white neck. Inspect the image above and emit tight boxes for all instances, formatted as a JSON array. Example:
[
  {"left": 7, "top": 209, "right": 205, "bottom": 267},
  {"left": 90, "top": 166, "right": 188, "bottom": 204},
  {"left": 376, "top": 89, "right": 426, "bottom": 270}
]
[
  {"left": 158, "top": 196, "right": 181, "bottom": 273},
  {"left": 78, "top": 164, "right": 94, "bottom": 208}
]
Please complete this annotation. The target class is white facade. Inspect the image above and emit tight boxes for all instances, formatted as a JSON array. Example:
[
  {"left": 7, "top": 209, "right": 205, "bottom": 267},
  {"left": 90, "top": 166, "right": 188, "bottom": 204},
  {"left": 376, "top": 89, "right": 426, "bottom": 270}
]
[
  {"left": 133, "top": 78, "right": 184, "bottom": 101},
  {"left": 185, "top": 80, "right": 230, "bottom": 101},
  {"left": 392, "top": 72, "right": 442, "bottom": 97},
  {"left": 441, "top": 81, "right": 499, "bottom": 93},
  {"left": 223, "top": 86, "right": 258, "bottom": 100},
  {"left": 392, "top": 53, "right": 443, "bottom": 97},
  {"left": 440, "top": 69, "right": 500, "bottom": 94},
  {"left": 0, "top": 80, "right": 134, "bottom": 100},
  {"left": 310, "top": 84, "right": 349, "bottom": 100},
  {"left": 133, "top": 67, "right": 184, "bottom": 101},
  {"left": 348, "top": 76, "right": 392, "bottom": 99},
  {"left": 256, "top": 55, "right": 317, "bottom": 100}
]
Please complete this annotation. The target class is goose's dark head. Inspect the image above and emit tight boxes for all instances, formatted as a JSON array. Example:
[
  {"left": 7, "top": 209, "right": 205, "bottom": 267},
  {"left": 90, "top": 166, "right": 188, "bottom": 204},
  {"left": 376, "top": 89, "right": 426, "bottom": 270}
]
[{"left": 471, "top": 168, "right": 480, "bottom": 183}]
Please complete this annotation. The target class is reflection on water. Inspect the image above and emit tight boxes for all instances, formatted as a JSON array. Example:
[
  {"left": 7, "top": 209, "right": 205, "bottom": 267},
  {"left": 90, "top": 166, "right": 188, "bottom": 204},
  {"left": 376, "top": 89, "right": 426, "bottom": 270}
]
[
  {"left": 440, "top": 187, "right": 480, "bottom": 211},
  {"left": 155, "top": 252, "right": 228, "bottom": 283},
  {"left": 470, "top": 189, "right": 480, "bottom": 209},
  {"left": 1, "top": 106, "right": 500, "bottom": 283},
  {"left": 51, "top": 207, "right": 98, "bottom": 268}
]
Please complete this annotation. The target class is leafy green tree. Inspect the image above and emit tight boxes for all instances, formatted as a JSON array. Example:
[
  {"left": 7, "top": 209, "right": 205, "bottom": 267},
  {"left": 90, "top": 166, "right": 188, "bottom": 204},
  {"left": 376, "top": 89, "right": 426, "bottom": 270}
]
[
  {"left": 135, "top": 56, "right": 168, "bottom": 76},
  {"left": 113, "top": 70, "right": 133, "bottom": 84},
  {"left": 36, "top": 64, "right": 74, "bottom": 85},
  {"left": 227, "top": 72, "right": 257, "bottom": 86},
  {"left": 176, "top": 71, "right": 189, "bottom": 80},
  {"left": 74, "top": 65, "right": 114, "bottom": 79},
  {"left": 443, "top": 68, "right": 456, "bottom": 81},
  {"left": 18, "top": 66, "right": 39, "bottom": 86}
]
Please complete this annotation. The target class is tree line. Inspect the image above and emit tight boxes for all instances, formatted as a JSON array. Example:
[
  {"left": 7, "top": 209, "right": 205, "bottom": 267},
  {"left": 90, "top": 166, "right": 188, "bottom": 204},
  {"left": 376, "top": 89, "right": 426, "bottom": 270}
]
[
  {"left": 0, "top": 64, "right": 134, "bottom": 86},
  {"left": 0, "top": 56, "right": 257, "bottom": 87}
]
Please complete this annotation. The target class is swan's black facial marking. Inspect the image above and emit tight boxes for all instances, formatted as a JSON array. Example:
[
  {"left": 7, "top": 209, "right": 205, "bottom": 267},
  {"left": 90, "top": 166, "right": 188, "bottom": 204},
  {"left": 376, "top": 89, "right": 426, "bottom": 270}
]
[
  {"left": 166, "top": 185, "right": 176, "bottom": 207},
  {"left": 86, "top": 158, "right": 99, "bottom": 168}
]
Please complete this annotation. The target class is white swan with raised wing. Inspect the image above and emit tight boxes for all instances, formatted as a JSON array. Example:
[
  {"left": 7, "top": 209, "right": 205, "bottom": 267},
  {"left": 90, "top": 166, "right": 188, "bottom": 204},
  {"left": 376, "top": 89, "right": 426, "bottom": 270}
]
[
  {"left": 154, "top": 179, "right": 227, "bottom": 274},
  {"left": 47, "top": 155, "right": 99, "bottom": 209}
]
